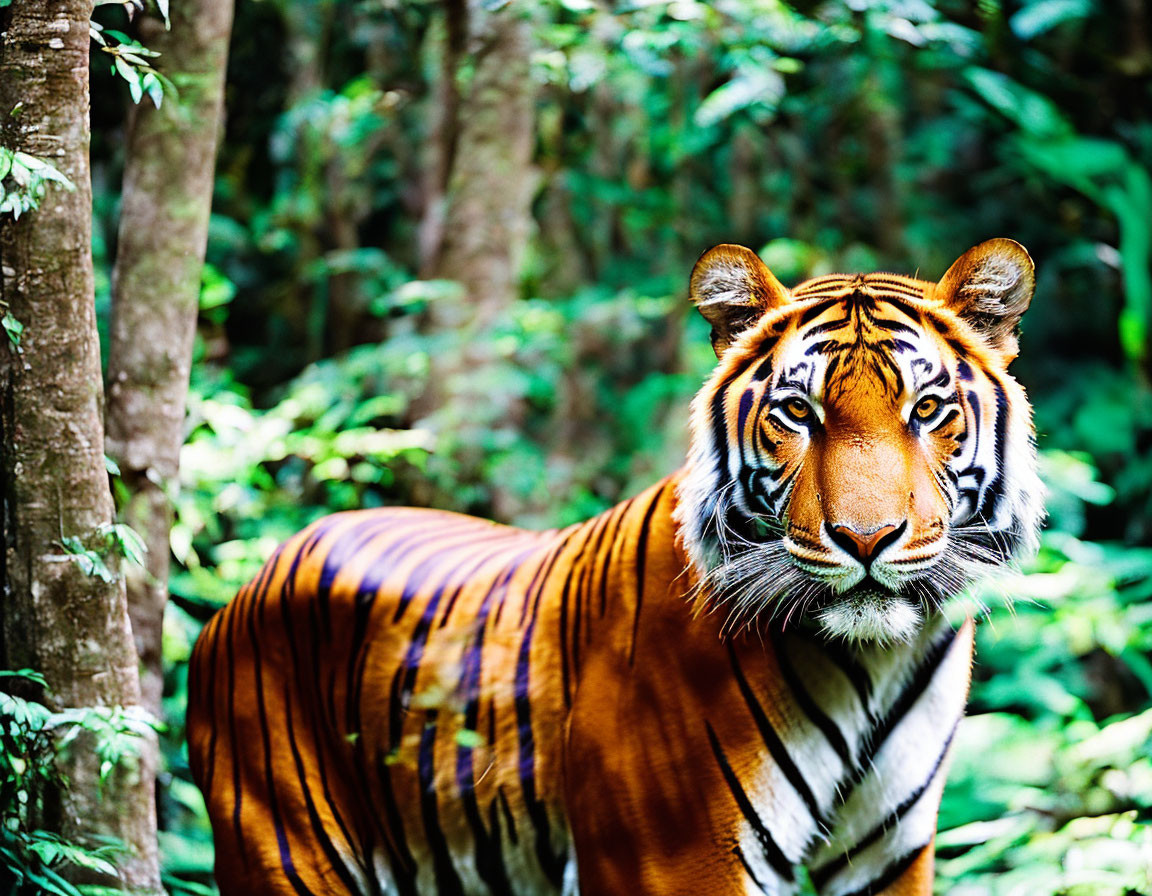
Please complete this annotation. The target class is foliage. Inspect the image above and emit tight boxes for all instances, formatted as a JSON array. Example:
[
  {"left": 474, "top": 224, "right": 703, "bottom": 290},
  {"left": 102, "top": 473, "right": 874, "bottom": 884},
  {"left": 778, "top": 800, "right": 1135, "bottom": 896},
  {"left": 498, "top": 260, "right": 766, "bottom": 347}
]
[
  {"left": 89, "top": 21, "right": 170, "bottom": 109},
  {"left": 0, "top": 671, "right": 151, "bottom": 896},
  {"left": 58, "top": 523, "right": 148, "bottom": 585},
  {"left": 0, "top": 147, "right": 74, "bottom": 220},
  {"left": 936, "top": 464, "right": 1152, "bottom": 893}
]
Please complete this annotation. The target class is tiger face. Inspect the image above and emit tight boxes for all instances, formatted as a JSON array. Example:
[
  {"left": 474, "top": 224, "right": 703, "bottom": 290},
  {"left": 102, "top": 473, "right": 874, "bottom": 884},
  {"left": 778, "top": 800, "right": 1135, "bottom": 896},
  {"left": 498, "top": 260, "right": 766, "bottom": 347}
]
[{"left": 675, "top": 240, "right": 1044, "bottom": 643}]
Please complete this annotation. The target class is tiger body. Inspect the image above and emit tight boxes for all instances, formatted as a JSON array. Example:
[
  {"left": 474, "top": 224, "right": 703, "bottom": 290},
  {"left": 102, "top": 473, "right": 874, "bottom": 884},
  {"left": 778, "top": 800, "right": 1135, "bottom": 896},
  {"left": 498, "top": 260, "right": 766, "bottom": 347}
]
[{"left": 188, "top": 240, "right": 1043, "bottom": 896}]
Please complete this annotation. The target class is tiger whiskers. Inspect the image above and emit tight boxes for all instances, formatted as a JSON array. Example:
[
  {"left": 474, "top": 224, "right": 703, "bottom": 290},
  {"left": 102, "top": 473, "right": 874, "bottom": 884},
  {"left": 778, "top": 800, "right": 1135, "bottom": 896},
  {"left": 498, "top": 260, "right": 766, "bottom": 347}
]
[
  {"left": 682, "top": 464, "right": 1027, "bottom": 641},
  {"left": 689, "top": 485, "right": 816, "bottom": 635}
]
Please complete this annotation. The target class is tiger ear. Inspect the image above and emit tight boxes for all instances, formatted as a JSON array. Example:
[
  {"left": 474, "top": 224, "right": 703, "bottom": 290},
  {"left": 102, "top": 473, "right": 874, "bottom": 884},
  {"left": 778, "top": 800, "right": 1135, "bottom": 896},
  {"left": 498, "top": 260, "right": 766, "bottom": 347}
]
[
  {"left": 690, "top": 244, "right": 791, "bottom": 356},
  {"left": 935, "top": 239, "right": 1035, "bottom": 358}
]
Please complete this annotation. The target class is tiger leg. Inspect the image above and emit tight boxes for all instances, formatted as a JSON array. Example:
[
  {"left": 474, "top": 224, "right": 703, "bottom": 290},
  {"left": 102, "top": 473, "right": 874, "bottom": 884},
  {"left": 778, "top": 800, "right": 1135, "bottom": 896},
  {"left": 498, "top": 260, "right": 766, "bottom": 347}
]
[
  {"left": 188, "top": 545, "right": 379, "bottom": 895},
  {"left": 562, "top": 654, "right": 785, "bottom": 896}
]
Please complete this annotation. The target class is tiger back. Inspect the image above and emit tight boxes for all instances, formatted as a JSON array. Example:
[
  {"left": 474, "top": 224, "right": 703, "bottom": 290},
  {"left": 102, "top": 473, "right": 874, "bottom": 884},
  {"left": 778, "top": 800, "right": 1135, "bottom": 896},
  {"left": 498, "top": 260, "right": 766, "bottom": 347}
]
[{"left": 187, "top": 239, "right": 1043, "bottom": 896}]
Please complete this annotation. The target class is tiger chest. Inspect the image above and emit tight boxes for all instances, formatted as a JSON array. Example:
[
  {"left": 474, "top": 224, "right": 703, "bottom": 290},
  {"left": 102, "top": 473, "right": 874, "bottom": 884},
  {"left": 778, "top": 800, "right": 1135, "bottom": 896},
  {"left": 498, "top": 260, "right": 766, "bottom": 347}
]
[{"left": 724, "top": 616, "right": 974, "bottom": 896}]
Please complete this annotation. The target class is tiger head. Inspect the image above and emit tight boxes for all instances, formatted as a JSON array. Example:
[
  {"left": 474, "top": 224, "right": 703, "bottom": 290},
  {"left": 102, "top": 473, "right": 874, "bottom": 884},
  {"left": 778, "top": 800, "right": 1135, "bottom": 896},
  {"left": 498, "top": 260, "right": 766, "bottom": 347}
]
[{"left": 675, "top": 240, "right": 1044, "bottom": 643}]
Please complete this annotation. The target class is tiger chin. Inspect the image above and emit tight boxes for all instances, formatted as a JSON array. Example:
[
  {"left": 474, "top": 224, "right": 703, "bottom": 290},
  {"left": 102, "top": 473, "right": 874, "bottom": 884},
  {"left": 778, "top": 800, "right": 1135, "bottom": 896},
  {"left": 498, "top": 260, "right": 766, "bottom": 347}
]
[{"left": 188, "top": 240, "right": 1043, "bottom": 896}]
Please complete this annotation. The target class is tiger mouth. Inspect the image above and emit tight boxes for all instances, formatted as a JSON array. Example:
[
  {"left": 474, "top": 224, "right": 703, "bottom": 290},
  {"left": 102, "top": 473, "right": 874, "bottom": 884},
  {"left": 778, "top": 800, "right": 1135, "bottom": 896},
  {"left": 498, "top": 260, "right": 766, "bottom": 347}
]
[
  {"left": 805, "top": 579, "right": 924, "bottom": 643},
  {"left": 810, "top": 580, "right": 910, "bottom": 611}
]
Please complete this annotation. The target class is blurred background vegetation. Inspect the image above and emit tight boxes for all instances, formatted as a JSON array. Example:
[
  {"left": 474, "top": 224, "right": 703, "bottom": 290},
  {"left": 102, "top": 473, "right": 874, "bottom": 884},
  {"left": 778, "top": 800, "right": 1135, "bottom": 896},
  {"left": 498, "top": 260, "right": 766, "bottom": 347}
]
[{"left": 81, "top": 0, "right": 1152, "bottom": 892}]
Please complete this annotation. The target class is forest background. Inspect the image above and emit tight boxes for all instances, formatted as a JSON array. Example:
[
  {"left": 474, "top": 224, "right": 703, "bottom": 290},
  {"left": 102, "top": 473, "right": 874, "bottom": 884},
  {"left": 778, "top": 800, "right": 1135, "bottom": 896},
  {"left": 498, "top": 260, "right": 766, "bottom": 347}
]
[{"left": 2, "top": 0, "right": 1151, "bottom": 894}]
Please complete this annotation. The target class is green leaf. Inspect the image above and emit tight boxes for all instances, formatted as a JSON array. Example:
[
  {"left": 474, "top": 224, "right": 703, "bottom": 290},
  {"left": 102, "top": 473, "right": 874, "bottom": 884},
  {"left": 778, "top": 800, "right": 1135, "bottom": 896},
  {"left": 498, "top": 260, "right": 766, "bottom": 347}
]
[
  {"left": 695, "top": 67, "right": 785, "bottom": 128},
  {"left": 113, "top": 56, "right": 143, "bottom": 104},
  {"left": 58, "top": 537, "right": 117, "bottom": 584},
  {"left": 455, "top": 728, "right": 485, "bottom": 749},
  {"left": 963, "top": 67, "right": 1072, "bottom": 140},
  {"left": 1010, "top": 0, "right": 1094, "bottom": 40},
  {"left": 142, "top": 72, "right": 164, "bottom": 109},
  {"left": 109, "top": 523, "right": 148, "bottom": 567},
  {"left": 2, "top": 311, "right": 24, "bottom": 349}
]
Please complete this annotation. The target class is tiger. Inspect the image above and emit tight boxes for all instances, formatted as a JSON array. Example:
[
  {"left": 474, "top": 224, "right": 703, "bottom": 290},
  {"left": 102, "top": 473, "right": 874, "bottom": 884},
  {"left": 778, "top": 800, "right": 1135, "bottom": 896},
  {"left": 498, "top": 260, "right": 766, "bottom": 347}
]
[{"left": 187, "top": 238, "right": 1043, "bottom": 896}]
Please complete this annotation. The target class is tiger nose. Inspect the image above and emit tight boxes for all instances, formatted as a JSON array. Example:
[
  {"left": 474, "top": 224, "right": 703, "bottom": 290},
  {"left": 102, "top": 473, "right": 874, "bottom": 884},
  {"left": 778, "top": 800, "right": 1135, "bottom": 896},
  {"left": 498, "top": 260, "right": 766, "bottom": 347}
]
[{"left": 825, "top": 521, "right": 906, "bottom": 567}]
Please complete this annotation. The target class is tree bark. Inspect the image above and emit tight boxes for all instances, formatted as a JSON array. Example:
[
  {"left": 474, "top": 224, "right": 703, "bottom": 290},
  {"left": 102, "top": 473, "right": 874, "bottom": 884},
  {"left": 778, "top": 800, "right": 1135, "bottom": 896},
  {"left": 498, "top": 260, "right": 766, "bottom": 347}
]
[
  {"left": 416, "top": 0, "right": 539, "bottom": 520},
  {"left": 428, "top": 0, "right": 538, "bottom": 328},
  {"left": 417, "top": 0, "right": 467, "bottom": 275},
  {"left": 105, "top": 0, "right": 234, "bottom": 719},
  {"left": 0, "top": 2, "right": 163, "bottom": 892}
]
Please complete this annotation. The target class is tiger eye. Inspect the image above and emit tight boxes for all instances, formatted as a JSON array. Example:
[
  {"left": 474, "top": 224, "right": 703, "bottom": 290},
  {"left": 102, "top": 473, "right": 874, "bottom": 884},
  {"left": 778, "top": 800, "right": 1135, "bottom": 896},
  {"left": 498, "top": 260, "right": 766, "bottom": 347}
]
[
  {"left": 913, "top": 397, "right": 940, "bottom": 420},
  {"left": 784, "top": 398, "right": 811, "bottom": 422}
]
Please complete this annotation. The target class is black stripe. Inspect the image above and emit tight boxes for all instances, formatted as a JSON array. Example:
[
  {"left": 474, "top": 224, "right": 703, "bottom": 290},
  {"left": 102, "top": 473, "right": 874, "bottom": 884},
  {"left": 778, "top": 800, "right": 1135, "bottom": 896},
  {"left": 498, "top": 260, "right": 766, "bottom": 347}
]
[
  {"left": 728, "top": 644, "right": 825, "bottom": 828},
  {"left": 374, "top": 752, "right": 420, "bottom": 896},
  {"left": 871, "top": 317, "right": 916, "bottom": 335},
  {"left": 868, "top": 282, "right": 924, "bottom": 300},
  {"left": 278, "top": 550, "right": 373, "bottom": 894},
  {"left": 306, "top": 603, "right": 380, "bottom": 891},
  {"left": 417, "top": 712, "right": 466, "bottom": 896},
  {"left": 751, "top": 356, "right": 774, "bottom": 381},
  {"left": 315, "top": 517, "right": 395, "bottom": 638},
  {"left": 389, "top": 536, "right": 513, "bottom": 751},
  {"left": 282, "top": 681, "right": 363, "bottom": 894},
  {"left": 456, "top": 556, "right": 533, "bottom": 895},
  {"left": 705, "top": 722, "right": 794, "bottom": 881},
  {"left": 558, "top": 566, "right": 576, "bottom": 709},
  {"left": 229, "top": 549, "right": 282, "bottom": 865},
  {"left": 798, "top": 298, "right": 841, "bottom": 326},
  {"left": 733, "top": 844, "right": 771, "bottom": 894},
  {"left": 245, "top": 548, "right": 318, "bottom": 896},
  {"left": 199, "top": 613, "right": 221, "bottom": 798},
  {"left": 598, "top": 499, "right": 632, "bottom": 617},
  {"left": 811, "top": 718, "right": 959, "bottom": 888},
  {"left": 932, "top": 407, "right": 961, "bottom": 431},
  {"left": 771, "top": 632, "right": 853, "bottom": 770},
  {"left": 805, "top": 317, "right": 851, "bottom": 335},
  {"left": 572, "top": 518, "right": 612, "bottom": 674},
  {"left": 497, "top": 787, "right": 519, "bottom": 846},
  {"left": 836, "top": 843, "right": 931, "bottom": 896},
  {"left": 394, "top": 529, "right": 508, "bottom": 624},
  {"left": 815, "top": 635, "right": 874, "bottom": 718},
  {"left": 804, "top": 339, "right": 839, "bottom": 356},
  {"left": 861, "top": 629, "right": 958, "bottom": 762},
  {"left": 794, "top": 276, "right": 852, "bottom": 296},
  {"left": 976, "top": 379, "right": 1010, "bottom": 523},
  {"left": 628, "top": 485, "right": 667, "bottom": 665},
  {"left": 515, "top": 542, "right": 571, "bottom": 888},
  {"left": 737, "top": 387, "right": 755, "bottom": 440},
  {"left": 763, "top": 469, "right": 796, "bottom": 515},
  {"left": 346, "top": 525, "right": 456, "bottom": 736},
  {"left": 874, "top": 295, "right": 922, "bottom": 323},
  {"left": 342, "top": 529, "right": 450, "bottom": 879},
  {"left": 709, "top": 366, "right": 745, "bottom": 491}
]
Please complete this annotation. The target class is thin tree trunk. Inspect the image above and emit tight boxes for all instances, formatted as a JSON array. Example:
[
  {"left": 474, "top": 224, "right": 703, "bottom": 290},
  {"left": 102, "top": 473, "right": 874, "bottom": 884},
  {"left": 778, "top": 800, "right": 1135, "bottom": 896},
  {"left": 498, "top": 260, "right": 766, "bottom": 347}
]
[
  {"left": 417, "top": 0, "right": 466, "bottom": 275},
  {"left": 0, "top": 2, "right": 162, "bottom": 892},
  {"left": 105, "top": 0, "right": 234, "bottom": 719}
]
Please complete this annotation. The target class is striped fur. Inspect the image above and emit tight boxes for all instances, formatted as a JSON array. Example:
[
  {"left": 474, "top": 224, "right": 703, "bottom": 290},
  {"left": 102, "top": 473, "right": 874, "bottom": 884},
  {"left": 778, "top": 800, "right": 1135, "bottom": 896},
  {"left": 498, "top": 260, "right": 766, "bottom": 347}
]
[{"left": 188, "top": 241, "right": 1043, "bottom": 895}]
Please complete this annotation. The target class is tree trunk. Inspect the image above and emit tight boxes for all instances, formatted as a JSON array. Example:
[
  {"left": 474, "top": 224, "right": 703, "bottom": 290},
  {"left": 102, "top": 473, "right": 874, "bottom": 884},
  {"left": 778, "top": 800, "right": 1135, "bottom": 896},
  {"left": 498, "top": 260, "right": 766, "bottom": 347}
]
[
  {"left": 416, "top": 0, "right": 539, "bottom": 520},
  {"left": 428, "top": 0, "right": 537, "bottom": 327},
  {"left": 417, "top": 0, "right": 467, "bottom": 275},
  {"left": 105, "top": 0, "right": 234, "bottom": 720},
  {"left": 0, "top": 2, "right": 163, "bottom": 892}
]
